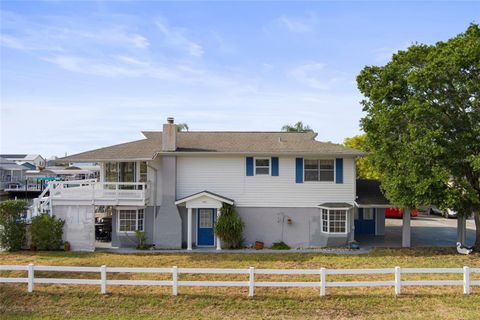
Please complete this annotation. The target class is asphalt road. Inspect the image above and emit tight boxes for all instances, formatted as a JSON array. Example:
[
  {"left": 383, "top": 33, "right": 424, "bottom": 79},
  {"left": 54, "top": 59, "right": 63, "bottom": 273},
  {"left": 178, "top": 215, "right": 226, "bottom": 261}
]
[{"left": 357, "top": 214, "right": 476, "bottom": 248}]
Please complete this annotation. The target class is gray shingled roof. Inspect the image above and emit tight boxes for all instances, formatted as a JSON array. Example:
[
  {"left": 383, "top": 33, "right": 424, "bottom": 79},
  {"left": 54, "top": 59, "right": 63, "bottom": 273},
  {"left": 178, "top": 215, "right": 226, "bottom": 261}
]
[
  {"left": 62, "top": 131, "right": 365, "bottom": 161},
  {"left": 356, "top": 179, "right": 390, "bottom": 206}
]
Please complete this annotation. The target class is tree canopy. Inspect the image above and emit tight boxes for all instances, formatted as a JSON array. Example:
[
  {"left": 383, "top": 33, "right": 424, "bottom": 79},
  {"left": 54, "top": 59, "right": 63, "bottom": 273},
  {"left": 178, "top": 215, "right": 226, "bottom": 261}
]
[
  {"left": 357, "top": 23, "right": 480, "bottom": 249},
  {"left": 176, "top": 123, "right": 189, "bottom": 132},
  {"left": 281, "top": 121, "right": 313, "bottom": 132},
  {"left": 343, "top": 134, "right": 381, "bottom": 180}
]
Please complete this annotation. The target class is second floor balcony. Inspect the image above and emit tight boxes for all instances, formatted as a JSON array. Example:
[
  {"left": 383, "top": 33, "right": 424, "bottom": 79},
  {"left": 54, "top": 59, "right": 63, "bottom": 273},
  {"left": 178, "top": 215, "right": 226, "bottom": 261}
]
[{"left": 48, "top": 179, "right": 150, "bottom": 206}]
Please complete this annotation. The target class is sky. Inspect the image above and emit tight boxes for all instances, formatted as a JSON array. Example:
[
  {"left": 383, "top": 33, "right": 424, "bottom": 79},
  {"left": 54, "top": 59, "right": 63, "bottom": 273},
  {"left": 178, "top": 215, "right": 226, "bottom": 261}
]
[{"left": 0, "top": 1, "right": 479, "bottom": 158}]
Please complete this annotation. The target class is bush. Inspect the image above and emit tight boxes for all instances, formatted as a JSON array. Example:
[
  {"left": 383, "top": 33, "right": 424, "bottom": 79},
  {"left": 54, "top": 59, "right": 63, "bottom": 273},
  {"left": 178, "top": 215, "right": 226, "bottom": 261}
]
[
  {"left": 214, "top": 203, "right": 244, "bottom": 249},
  {"left": 30, "top": 214, "right": 65, "bottom": 250},
  {"left": 0, "top": 200, "right": 27, "bottom": 251},
  {"left": 271, "top": 241, "right": 291, "bottom": 250},
  {"left": 135, "top": 230, "right": 148, "bottom": 250}
]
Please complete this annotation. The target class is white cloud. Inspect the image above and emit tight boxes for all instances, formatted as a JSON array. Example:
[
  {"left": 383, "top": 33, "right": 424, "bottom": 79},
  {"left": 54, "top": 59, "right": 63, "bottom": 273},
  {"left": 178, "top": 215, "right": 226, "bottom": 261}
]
[
  {"left": 156, "top": 19, "right": 204, "bottom": 57},
  {"left": 274, "top": 14, "right": 317, "bottom": 33},
  {"left": 290, "top": 62, "right": 350, "bottom": 91}
]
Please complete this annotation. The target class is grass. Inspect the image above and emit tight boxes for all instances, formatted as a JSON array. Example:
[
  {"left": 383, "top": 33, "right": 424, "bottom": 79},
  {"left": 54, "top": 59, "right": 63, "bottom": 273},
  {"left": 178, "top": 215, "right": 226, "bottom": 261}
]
[{"left": 1, "top": 248, "right": 480, "bottom": 319}]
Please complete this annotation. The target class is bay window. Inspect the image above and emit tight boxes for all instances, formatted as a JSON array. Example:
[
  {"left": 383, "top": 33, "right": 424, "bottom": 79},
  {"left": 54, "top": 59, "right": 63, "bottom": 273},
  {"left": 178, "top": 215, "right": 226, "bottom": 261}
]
[{"left": 321, "top": 209, "right": 348, "bottom": 234}]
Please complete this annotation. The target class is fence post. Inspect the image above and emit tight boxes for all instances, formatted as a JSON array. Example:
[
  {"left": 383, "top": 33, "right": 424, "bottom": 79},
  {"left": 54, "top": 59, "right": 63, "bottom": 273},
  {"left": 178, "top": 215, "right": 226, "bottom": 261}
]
[
  {"left": 248, "top": 267, "right": 255, "bottom": 297},
  {"left": 27, "top": 263, "right": 34, "bottom": 293},
  {"left": 320, "top": 267, "right": 326, "bottom": 297},
  {"left": 463, "top": 266, "right": 470, "bottom": 295},
  {"left": 394, "top": 266, "right": 401, "bottom": 295},
  {"left": 100, "top": 265, "right": 107, "bottom": 294},
  {"left": 172, "top": 266, "right": 178, "bottom": 296}
]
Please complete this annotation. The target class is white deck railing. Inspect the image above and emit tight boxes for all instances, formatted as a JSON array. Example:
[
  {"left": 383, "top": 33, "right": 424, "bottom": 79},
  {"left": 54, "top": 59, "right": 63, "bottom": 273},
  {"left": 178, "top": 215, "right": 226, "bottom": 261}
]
[
  {"left": 48, "top": 179, "right": 149, "bottom": 202},
  {"left": 1, "top": 264, "right": 478, "bottom": 296}
]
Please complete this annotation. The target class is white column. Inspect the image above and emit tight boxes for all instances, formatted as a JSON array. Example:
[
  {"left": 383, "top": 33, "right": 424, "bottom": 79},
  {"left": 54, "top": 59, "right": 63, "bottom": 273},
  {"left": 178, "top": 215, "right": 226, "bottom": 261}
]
[
  {"left": 187, "top": 208, "right": 193, "bottom": 250},
  {"left": 402, "top": 208, "right": 411, "bottom": 248},
  {"left": 216, "top": 208, "right": 222, "bottom": 250}
]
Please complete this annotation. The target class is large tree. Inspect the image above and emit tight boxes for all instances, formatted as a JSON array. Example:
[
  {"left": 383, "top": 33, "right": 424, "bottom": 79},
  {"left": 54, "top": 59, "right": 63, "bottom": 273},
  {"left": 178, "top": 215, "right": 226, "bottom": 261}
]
[
  {"left": 343, "top": 134, "right": 381, "bottom": 180},
  {"left": 357, "top": 24, "right": 480, "bottom": 249},
  {"left": 281, "top": 121, "right": 313, "bottom": 132}
]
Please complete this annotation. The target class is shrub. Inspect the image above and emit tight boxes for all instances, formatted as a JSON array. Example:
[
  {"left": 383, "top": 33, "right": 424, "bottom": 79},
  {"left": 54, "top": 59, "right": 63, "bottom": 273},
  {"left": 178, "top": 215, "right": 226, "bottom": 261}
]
[
  {"left": 271, "top": 241, "right": 291, "bottom": 250},
  {"left": 0, "top": 200, "right": 27, "bottom": 251},
  {"left": 214, "top": 203, "right": 244, "bottom": 249},
  {"left": 135, "top": 230, "right": 148, "bottom": 250},
  {"left": 31, "top": 214, "right": 65, "bottom": 250}
]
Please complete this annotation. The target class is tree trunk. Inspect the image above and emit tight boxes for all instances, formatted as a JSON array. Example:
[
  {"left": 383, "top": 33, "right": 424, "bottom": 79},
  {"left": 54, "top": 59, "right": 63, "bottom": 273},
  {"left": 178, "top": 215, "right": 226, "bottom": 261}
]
[{"left": 474, "top": 211, "right": 480, "bottom": 252}]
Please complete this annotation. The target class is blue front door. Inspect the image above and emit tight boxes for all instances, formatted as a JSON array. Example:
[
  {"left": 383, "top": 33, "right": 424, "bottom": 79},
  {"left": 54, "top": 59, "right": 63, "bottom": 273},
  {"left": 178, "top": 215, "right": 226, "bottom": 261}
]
[
  {"left": 355, "top": 208, "right": 376, "bottom": 235},
  {"left": 197, "top": 209, "right": 215, "bottom": 246}
]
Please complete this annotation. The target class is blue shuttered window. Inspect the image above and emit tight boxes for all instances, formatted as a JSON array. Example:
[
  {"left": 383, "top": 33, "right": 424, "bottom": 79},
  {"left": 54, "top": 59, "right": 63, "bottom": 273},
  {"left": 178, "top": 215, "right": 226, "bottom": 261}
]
[
  {"left": 295, "top": 158, "right": 303, "bottom": 183},
  {"left": 246, "top": 157, "right": 254, "bottom": 176},
  {"left": 271, "top": 157, "right": 279, "bottom": 176},
  {"left": 335, "top": 158, "right": 343, "bottom": 184}
]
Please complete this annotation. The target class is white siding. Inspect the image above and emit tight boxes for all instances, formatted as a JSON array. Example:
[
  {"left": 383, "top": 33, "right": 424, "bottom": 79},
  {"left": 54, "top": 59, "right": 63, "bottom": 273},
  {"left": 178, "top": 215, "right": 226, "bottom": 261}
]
[{"left": 177, "top": 156, "right": 355, "bottom": 207}]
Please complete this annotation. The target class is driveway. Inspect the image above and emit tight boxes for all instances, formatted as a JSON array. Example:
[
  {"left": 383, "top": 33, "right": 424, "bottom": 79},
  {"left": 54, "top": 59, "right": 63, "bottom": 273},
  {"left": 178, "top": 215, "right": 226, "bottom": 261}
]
[{"left": 357, "top": 214, "right": 476, "bottom": 248}]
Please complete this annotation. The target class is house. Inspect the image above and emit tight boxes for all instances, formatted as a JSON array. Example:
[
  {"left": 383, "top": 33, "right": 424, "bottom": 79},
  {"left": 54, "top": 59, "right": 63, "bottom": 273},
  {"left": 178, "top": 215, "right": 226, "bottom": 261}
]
[
  {"left": 0, "top": 158, "right": 30, "bottom": 190},
  {"left": 0, "top": 154, "right": 46, "bottom": 168},
  {"left": 35, "top": 118, "right": 371, "bottom": 251}
]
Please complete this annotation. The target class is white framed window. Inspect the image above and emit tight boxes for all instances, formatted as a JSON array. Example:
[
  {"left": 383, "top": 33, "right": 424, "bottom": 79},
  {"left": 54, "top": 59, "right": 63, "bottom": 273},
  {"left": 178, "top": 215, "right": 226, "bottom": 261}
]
[
  {"left": 363, "top": 208, "right": 374, "bottom": 220},
  {"left": 199, "top": 209, "right": 213, "bottom": 228},
  {"left": 118, "top": 209, "right": 144, "bottom": 232},
  {"left": 321, "top": 209, "right": 348, "bottom": 234},
  {"left": 304, "top": 159, "right": 335, "bottom": 182},
  {"left": 255, "top": 158, "right": 270, "bottom": 175}
]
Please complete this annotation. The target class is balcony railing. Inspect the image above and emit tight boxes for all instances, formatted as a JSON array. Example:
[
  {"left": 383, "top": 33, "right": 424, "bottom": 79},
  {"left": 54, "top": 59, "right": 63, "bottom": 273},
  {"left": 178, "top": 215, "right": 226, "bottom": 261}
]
[{"left": 48, "top": 179, "right": 150, "bottom": 204}]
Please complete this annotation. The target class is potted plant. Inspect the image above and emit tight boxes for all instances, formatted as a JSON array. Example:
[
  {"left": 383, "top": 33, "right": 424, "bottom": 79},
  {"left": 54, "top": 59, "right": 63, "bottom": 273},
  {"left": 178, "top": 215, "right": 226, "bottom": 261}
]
[
  {"left": 63, "top": 241, "right": 71, "bottom": 252},
  {"left": 255, "top": 241, "right": 264, "bottom": 250}
]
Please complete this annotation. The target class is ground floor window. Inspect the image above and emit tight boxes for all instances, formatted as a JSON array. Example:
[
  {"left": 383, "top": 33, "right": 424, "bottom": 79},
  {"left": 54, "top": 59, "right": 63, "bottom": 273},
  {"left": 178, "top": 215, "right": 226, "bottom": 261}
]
[
  {"left": 118, "top": 209, "right": 144, "bottom": 232},
  {"left": 321, "top": 209, "right": 348, "bottom": 234}
]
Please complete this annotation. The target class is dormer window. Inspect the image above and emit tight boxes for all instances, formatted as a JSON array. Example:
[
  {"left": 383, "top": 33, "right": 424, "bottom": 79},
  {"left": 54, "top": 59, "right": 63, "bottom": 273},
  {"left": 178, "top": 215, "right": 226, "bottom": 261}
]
[{"left": 255, "top": 158, "right": 270, "bottom": 175}]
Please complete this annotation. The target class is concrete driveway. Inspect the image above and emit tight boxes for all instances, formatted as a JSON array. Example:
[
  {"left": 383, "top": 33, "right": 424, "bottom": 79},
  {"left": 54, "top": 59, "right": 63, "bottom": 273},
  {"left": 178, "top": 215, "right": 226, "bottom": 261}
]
[{"left": 357, "top": 214, "right": 476, "bottom": 248}]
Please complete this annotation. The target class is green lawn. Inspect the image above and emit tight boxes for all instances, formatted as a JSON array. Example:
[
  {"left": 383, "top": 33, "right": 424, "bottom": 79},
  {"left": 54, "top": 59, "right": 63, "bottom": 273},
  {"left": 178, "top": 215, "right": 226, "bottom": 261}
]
[{"left": 1, "top": 248, "right": 480, "bottom": 319}]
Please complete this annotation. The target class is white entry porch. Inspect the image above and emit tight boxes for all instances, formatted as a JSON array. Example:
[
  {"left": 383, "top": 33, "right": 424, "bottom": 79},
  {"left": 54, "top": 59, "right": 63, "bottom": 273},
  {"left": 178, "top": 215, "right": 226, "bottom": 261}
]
[{"left": 175, "top": 191, "right": 234, "bottom": 251}]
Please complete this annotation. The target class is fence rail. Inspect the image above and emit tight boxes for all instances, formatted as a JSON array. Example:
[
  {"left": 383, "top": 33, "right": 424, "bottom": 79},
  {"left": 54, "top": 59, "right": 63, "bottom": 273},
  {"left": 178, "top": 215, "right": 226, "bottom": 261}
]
[{"left": 1, "top": 264, "right": 478, "bottom": 297}]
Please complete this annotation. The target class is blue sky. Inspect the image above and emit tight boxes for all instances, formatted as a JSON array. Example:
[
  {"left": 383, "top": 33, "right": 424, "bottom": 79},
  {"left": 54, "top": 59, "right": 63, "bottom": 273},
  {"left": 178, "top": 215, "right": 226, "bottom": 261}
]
[{"left": 1, "top": 1, "right": 478, "bottom": 157}]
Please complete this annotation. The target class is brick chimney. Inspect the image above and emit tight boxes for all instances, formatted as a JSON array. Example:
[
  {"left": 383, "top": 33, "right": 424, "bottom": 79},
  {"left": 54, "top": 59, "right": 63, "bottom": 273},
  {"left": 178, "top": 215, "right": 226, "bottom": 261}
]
[{"left": 162, "top": 117, "right": 177, "bottom": 151}]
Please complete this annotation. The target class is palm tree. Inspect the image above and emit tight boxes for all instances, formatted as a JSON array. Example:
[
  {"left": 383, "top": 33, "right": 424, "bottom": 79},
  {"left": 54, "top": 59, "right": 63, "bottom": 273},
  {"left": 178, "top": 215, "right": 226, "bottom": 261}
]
[
  {"left": 176, "top": 123, "right": 189, "bottom": 132},
  {"left": 281, "top": 121, "right": 313, "bottom": 132}
]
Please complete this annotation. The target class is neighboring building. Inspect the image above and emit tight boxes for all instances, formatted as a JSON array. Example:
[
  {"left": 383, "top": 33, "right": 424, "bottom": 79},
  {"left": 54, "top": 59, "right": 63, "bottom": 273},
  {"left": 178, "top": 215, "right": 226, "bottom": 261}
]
[
  {"left": 34, "top": 118, "right": 370, "bottom": 251},
  {"left": 0, "top": 154, "right": 46, "bottom": 168},
  {"left": 0, "top": 158, "right": 30, "bottom": 190}
]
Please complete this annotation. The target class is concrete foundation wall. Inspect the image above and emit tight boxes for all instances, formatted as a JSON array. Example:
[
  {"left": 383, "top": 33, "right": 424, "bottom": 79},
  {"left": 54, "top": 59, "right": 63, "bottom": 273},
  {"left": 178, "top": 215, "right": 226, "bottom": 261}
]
[
  {"left": 237, "top": 207, "right": 351, "bottom": 248},
  {"left": 52, "top": 204, "right": 95, "bottom": 252},
  {"left": 111, "top": 206, "right": 155, "bottom": 248}
]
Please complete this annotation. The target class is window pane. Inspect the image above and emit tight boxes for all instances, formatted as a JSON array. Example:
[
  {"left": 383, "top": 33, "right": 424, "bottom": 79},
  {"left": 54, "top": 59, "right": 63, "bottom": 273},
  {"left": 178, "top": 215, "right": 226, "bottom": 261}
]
[
  {"left": 305, "top": 170, "right": 319, "bottom": 181},
  {"left": 304, "top": 160, "right": 318, "bottom": 170},
  {"left": 363, "top": 209, "right": 374, "bottom": 220},
  {"left": 255, "top": 159, "right": 269, "bottom": 167},
  {"left": 255, "top": 167, "right": 269, "bottom": 175},
  {"left": 319, "top": 160, "right": 334, "bottom": 170},
  {"left": 105, "top": 162, "right": 118, "bottom": 182},
  {"left": 199, "top": 210, "right": 213, "bottom": 228},
  {"left": 319, "top": 170, "right": 334, "bottom": 181},
  {"left": 139, "top": 162, "right": 148, "bottom": 183}
]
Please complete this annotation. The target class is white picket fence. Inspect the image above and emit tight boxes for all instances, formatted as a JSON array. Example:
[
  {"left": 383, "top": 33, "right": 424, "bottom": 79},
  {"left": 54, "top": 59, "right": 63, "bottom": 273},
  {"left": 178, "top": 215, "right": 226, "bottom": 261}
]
[{"left": 1, "top": 264, "right": 479, "bottom": 297}]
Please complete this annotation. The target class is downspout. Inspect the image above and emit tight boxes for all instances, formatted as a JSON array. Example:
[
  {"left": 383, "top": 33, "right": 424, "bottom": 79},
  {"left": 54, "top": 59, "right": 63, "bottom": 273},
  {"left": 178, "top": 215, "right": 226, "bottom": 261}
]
[{"left": 147, "top": 163, "right": 158, "bottom": 243}]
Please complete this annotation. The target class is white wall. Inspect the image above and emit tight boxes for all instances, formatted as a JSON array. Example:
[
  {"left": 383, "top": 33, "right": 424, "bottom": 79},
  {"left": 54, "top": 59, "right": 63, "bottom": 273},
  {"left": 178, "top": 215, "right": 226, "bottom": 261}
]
[{"left": 176, "top": 156, "right": 355, "bottom": 207}]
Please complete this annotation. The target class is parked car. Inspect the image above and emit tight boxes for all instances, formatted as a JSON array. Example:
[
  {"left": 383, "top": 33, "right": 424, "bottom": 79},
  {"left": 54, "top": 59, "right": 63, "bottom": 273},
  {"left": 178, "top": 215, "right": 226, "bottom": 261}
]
[
  {"left": 385, "top": 208, "right": 418, "bottom": 218},
  {"left": 428, "top": 206, "right": 457, "bottom": 219}
]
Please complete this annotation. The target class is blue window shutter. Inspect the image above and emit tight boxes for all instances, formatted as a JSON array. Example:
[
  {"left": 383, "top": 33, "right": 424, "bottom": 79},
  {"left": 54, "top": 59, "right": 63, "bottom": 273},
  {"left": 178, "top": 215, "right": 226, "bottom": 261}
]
[
  {"left": 295, "top": 158, "right": 303, "bottom": 183},
  {"left": 271, "top": 157, "right": 279, "bottom": 176},
  {"left": 246, "top": 157, "right": 254, "bottom": 176},
  {"left": 336, "top": 158, "right": 343, "bottom": 184}
]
